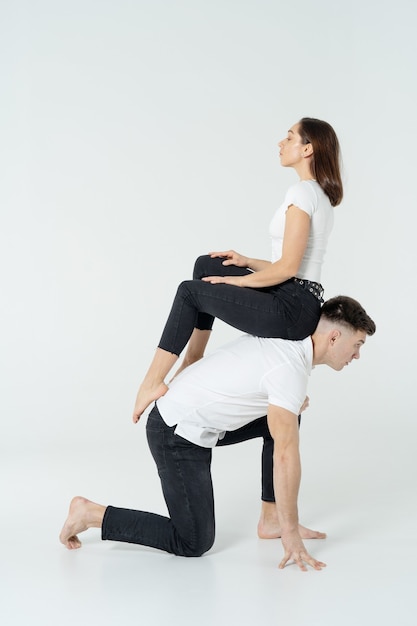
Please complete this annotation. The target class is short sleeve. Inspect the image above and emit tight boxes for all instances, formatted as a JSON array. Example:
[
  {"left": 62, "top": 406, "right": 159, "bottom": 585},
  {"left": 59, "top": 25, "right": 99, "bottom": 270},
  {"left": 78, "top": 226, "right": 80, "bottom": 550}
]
[
  {"left": 284, "top": 181, "right": 318, "bottom": 217},
  {"left": 261, "top": 365, "right": 308, "bottom": 416}
]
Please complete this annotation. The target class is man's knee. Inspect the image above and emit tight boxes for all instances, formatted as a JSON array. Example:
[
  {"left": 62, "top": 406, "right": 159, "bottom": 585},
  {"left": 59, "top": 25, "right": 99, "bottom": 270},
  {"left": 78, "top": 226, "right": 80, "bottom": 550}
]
[
  {"left": 181, "top": 532, "right": 215, "bottom": 557},
  {"left": 176, "top": 522, "right": 215, "bottom": 557}
]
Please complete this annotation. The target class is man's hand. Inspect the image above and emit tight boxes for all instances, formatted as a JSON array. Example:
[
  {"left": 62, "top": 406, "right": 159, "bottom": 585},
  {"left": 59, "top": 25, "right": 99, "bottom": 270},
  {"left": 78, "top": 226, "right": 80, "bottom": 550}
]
[{"left": 279, "top": 530, "right": 326, "bottom": 571}]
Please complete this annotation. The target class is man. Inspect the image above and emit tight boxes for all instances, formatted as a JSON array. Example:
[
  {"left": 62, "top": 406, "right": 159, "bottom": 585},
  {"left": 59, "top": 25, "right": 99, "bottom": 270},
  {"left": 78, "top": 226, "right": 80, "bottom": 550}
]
[{"left": 60, "top": 296, "right": 376, "bottom": 571}]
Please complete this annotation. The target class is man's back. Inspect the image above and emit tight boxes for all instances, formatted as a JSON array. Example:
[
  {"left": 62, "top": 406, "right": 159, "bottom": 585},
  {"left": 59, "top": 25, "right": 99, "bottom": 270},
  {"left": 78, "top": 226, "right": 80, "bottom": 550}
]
[{"left": 157, "top": 334, "right": 313, "bottom": 447}]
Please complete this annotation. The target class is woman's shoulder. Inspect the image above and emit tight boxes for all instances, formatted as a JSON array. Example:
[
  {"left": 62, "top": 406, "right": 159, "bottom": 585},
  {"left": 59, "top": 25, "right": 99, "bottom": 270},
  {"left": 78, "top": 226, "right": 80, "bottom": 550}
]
[
  {"left": 285, "top": 179, "right": 319, "bottom": 205},
  {"left": 290, "top": 179, "right": 319, "bottom": 191}
]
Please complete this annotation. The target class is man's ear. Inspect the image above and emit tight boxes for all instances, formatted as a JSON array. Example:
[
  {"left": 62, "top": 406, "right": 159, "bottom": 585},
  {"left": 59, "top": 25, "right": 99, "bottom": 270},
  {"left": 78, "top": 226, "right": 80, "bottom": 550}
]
[{"left": 330, "top": 329, "right": 341, "bottom": 345}]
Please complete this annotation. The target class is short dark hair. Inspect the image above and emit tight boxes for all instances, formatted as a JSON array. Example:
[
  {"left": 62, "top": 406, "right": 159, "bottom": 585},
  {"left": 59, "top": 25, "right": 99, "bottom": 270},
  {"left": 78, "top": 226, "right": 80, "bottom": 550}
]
[{"left": 321, "top": 296, "right": 376, "bottom": 336}]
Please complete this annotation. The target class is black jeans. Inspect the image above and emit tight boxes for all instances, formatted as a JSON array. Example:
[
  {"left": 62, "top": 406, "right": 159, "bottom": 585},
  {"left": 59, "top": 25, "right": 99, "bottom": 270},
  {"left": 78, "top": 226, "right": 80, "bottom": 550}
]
[
  {"left": 158, "top": 255, "right": 321, "bottom": 355},
  {"left": 102, "top": 406, "right": 284, "bottom": 557},
  {"left": 157, "top": 255, "right": 309, "bottom": 509}
]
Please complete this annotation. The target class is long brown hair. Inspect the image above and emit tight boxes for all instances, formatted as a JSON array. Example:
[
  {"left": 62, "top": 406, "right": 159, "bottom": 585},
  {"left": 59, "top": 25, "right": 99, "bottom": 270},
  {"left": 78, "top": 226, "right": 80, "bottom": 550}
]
[{"left": 298, "top": 118, "right": 343, "bottom": 207}]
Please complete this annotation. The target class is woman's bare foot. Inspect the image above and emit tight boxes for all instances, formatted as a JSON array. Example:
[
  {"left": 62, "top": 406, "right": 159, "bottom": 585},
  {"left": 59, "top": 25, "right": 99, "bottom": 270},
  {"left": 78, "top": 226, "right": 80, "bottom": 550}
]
[
  {"left": 59, "top": 496, "right": 105, "bottom": 549},
  {"left": 257, "top": 502, "right": 326, "bottom": 540},
  {"left": 132, "top": 381, "right": 169, "bottom": 423},
  {"left": 132, "top": 348, "right": 179, "bottom": 422}
]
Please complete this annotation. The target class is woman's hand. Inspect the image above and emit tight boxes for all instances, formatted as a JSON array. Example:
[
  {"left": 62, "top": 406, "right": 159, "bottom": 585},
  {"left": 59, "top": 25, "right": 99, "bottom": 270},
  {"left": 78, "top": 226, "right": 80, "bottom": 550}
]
[
  {"left": 209, "top": 206, "right": 311, "bottom": 290},
  {"left": 209, "top": 250, "right": 250, "bottom": 268},
  {"left": 201, "top": 274, "right": 247, "bottom": 287}
]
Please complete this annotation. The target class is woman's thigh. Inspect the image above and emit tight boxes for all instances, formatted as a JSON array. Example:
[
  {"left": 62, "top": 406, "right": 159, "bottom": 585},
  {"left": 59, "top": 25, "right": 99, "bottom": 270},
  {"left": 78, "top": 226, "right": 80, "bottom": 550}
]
[
  {"left": 193, "top": 254, "right": 252, "bottom": 279},
  {"left": 192, "top": 255, "right": 320, "bottom": 339},
  {"left": 176, "top": 279, "right": 307, "bottom": 338}
]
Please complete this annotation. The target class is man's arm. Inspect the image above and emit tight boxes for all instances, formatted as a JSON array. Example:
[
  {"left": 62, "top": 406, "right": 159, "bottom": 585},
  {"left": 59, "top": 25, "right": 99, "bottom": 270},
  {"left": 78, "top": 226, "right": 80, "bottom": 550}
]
[{"left": 267, "top": 404, "right": 326, "bottom": 572}]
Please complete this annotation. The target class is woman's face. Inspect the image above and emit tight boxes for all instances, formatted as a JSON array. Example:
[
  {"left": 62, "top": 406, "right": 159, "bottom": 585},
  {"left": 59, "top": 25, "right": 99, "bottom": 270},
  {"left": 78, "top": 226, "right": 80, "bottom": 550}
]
[{"left": 278, "top": 123, "right": 309, "bottom": 168}]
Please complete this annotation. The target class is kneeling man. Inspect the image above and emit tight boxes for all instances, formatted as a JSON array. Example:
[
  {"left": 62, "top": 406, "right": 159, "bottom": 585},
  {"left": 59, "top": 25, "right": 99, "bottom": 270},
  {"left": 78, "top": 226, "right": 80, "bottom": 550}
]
[{"left": 60, "top": 296, "right": 376, "bottom": 571}]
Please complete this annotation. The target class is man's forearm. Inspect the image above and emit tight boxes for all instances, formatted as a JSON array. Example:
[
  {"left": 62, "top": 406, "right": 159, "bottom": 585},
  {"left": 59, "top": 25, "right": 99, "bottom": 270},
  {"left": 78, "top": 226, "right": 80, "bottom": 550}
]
[
  {"left": 273, "top": 443, "right": 301, "bottom": 532},
  {"left": 267, "top": 407, "right": 325, "bottom": 571}
]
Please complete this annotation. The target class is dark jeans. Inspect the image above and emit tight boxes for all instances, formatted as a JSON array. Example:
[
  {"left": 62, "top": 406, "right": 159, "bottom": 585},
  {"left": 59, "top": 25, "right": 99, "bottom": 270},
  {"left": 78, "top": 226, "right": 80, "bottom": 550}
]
[
  {"left": 159, "top": 254, "right": 307, "bottom": 505},
  {"left": 158, "top": 255, "right": 321, "bottom": 355},
  {"left": 102, "top": 406, "right": 285, "bottom": 557}
]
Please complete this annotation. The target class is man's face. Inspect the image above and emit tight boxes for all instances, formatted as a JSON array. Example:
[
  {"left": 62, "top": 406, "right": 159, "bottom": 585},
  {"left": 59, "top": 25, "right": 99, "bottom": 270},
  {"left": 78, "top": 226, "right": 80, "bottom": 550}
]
[{"left": 328, "top": 329, "right": 367, "bottom": 371}]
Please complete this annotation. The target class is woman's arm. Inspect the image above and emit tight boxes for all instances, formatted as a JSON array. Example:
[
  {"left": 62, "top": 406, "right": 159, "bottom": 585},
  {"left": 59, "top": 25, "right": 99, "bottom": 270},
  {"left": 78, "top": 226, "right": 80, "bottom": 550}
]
[{"left": 203, "top": 205, "right": 310, "bottom": 288}]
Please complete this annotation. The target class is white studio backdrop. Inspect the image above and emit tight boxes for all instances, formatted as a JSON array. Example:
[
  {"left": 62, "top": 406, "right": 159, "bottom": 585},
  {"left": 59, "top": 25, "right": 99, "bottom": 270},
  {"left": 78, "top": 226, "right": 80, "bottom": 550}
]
[{"left": 1, "top": 0, "right": 416, "bottom": 469}]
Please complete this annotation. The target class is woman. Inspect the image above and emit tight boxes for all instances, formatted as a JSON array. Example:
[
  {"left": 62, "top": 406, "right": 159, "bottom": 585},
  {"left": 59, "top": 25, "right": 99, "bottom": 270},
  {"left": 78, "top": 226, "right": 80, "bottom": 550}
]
[{"left": 133, "top": 118, "right": 343, "bottom": 422}]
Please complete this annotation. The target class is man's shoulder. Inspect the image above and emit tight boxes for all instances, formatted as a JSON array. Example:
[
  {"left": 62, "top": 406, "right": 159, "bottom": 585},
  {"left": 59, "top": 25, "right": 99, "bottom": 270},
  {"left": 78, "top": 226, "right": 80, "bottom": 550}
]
[{"left": 207, "top": 335, "right": 312, "bottom": 377}]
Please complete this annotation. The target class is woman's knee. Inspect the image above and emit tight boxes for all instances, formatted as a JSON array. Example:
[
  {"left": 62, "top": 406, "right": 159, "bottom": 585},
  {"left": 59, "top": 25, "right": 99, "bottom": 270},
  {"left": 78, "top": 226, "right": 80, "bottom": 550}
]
[
  {"left": 193, "top": 255, "right": 222, "bottom": 279},
  {"left": 175, "top": 280, "right": 198, "bottom": 302}
]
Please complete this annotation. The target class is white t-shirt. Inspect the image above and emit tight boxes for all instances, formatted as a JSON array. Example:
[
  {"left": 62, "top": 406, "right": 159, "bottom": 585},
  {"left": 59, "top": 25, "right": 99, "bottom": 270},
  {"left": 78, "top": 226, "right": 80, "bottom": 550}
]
[
  {"left": 157, "top": 334, "right": 313, "bottom": 448},
  {"left": 269, "top": 180, "right": 334, "bottom": 283}
]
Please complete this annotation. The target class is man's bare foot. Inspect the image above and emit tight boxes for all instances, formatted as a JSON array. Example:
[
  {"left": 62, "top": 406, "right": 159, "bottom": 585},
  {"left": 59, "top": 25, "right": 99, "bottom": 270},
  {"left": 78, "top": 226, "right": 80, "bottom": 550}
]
[
  {"left": 296, "top": 523, "right": 327, "bottom": 540},
  {"left": 132, "top": 381, "right": 169, "bottom": 423},
  {"left": 59, "top": 496, "right": 105, "bottom": 549},
  {"left": 257, "top": 502, "right": 326, "bottom": 540}
]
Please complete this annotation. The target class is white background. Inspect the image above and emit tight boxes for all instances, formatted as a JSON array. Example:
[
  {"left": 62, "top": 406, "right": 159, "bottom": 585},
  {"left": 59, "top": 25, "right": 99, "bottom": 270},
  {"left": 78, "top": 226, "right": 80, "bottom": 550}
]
[{"left": 1, "top": 1, "right": 416, "bottom": 625}]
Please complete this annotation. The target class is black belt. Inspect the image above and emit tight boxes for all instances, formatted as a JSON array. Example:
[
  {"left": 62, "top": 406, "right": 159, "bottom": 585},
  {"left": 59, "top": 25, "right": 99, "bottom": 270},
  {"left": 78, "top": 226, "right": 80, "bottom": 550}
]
[{"left": 293, "top": 278, "right": 324, "bottom": 303}]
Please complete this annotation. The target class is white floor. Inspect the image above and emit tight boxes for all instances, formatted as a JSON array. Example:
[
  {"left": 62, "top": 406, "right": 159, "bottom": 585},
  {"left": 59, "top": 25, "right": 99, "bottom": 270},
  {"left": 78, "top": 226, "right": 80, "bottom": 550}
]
[{"left": 2, "top": 421, "right": 416, "bottom": 626}]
